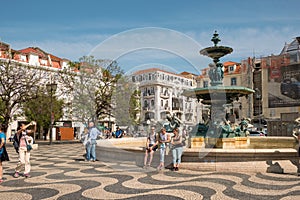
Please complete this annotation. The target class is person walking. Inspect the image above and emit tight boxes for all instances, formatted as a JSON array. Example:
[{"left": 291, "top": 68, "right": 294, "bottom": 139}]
[
  {"left": 143, "top": 127, "right": 157, "bottom": 169},
  {"left": 171, "top": 127, "right": 184, "bottom": 171},
  {"left": 156, "top": 127, "right": 171, "bottom": 171},
  {"left": 86, "top": 122, "right": 102, "bottom": 162},
  {"left": 13, "top": 123, "right": 35, "bottom": 178},
  {"left": 0, "top": 124, "right": 9, "bottom": 184}
]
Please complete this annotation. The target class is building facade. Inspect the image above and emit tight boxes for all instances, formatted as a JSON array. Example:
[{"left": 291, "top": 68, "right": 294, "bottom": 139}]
[
  {"left": 243, "top": 37, "right": 300, "bottom": 136},
  {"left": 0, "top": 42, "right": 84, "bottom": 140},
  {"left": 131, "top": 68, "right": 201, "bottom": 129}
]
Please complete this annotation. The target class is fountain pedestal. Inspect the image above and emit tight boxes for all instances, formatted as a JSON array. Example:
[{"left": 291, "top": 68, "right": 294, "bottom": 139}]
[{"left": 190, "top": 136, "right": 248, "bottom": 149}]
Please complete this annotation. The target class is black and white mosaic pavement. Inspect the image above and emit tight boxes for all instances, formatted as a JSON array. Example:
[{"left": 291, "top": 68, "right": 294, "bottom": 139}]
[{"left": 1, "top": 143, "right": 299, "bottom": 199}]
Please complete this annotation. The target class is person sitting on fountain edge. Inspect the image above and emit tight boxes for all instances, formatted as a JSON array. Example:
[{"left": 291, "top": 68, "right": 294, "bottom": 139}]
[{"left": 115, "top": 126, "right": 124, "bottom": 138}]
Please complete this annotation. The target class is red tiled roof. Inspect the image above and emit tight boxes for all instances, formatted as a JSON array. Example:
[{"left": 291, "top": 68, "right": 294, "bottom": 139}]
[
  {"left": 19, "top": 47, "right": 46, "bottom": 58},
  {"left": 49, "top": 54, "right": 62, "bottom": 62},
  {"left": 223, "top": 61, "right": 240, "bottom": 66},
  {"left": 179, "top": 71, "right": 198, "bottom": 76}
]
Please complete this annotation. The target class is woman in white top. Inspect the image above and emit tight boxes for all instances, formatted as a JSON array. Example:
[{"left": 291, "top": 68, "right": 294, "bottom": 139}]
[
  {"left": 143, "top": 127, "right": 158, "bottom": 168},
  {"left": 155, "top": 127, "right": 171, "bottom": 171},
  {"left": 13, "top": 123, "right": 34, "bottom": 178}
]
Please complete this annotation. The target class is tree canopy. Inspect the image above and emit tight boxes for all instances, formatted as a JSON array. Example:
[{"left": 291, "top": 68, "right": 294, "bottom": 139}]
[{"left": 0, "top": 60, "right": 47, "bottom": 131}]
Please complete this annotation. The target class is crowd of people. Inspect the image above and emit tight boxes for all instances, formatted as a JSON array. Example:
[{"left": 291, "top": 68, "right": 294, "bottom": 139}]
[{"left": 143, "top": 126, "right": 187, "bottom": 171}]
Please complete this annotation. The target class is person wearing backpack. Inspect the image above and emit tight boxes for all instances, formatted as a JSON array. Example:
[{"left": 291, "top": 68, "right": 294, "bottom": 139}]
[{"left": 13, "top": 123, "right": 35, "bottom": 178}]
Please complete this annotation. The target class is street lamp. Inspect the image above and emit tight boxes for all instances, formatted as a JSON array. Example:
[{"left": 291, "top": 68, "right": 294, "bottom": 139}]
[{"left": 46, "top": 82, "right": 57, "bottom": 145}]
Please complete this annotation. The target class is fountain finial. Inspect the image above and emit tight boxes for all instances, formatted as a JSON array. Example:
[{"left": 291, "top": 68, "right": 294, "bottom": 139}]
[{"left": 211, "top": 30, "right": 221, "bottom": 46}]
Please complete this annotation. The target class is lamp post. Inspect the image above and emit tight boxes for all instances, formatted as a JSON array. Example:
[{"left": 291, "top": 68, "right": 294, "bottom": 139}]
[{"left": 46, "top": 82, "right": 57, "bottom": 145}]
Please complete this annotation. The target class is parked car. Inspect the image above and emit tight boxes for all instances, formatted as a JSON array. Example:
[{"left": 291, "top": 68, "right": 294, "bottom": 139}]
[
  {"left": 280, "top": 78, "right": 300, "bottom": 99},
  {"left": 249, "top": 131, "right": 265, "bottom": 137}
]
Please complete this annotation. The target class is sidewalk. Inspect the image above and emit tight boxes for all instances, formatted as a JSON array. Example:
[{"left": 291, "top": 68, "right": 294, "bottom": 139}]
[
  {"left": 1, "top": 143, "right": 299, "bottom": 200},
  {"left": 5, "top": 139, "right": 81, "bottom": 146},
  {"left": 34, "top": 139, "right": 81, "bottom": 145}
]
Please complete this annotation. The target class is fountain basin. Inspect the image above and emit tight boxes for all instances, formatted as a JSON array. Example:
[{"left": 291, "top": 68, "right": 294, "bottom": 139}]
[
  {"left": 182, "top": 86, "right": 255, "bottom": 104},
  {"left": 96, "top": 137, "right": 299, "bottom": 173}
]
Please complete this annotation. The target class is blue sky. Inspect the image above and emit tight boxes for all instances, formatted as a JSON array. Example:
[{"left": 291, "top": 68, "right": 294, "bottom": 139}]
[{"left": 1, "top": 0, "right": 300, "bottom": 74}]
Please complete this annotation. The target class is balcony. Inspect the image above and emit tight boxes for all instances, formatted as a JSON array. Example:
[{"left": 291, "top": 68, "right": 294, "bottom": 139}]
[{"left": 160, "top": 93, "right": 170, "bottom": 99}]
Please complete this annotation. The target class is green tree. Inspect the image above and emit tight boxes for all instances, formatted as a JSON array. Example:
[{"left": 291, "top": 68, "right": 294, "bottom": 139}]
[
  {"left": 0, "top": 60, "right": 46, "bottom": 132},
  {"left": 59, "top": 56, "right": 123, "bottom": 125},
  {"left": 21, "top": 89, "right": 64, "bottom": 138},
  {"left": 112, "top": 76, "right": 140, "bottom": 127},
  {"left": 129, "top": 89, "right": 141, "bottom": 125}
]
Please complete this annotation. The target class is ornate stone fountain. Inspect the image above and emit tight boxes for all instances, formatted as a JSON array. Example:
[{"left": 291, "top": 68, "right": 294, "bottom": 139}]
[{"left": 183, "top": 31, "right": 255, "bottom": 148}]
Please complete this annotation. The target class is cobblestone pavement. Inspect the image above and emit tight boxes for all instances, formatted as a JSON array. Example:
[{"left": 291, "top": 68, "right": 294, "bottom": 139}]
[{"left": 0, "top": 143, "right": 299, "bottom": 200}]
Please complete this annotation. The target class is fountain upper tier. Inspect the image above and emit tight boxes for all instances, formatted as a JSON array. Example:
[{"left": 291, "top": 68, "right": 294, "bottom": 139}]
[
  {"left": 200, "top": 30, "right": 233, "bottom": 63},
  {"left": 183, "top": 30, "right": 254, "bottom": 104},
  {"left": 182, "top": 86, "right": 254, "bottom": 104},
  {"left": 200, "top": 46, "right": 233, "bottom": 63}
]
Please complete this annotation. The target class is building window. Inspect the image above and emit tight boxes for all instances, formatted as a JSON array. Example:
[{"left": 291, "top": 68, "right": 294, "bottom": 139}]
[
  {"left": 203, "top": 81, "right": 208, "bottom": 88},
  {"left": 164, "top": 88, "right": 169, "bottom": 96},
  {"left": 151, "top": 99, "right": 154, "bottom": 107},
  {"left": 231, "top": 77, "right": 237, "bottom": 85},
  {"left": 229, "top": 66, "right": 234, "bottom": 72},
  {"left": 290, "top": 52, "right": 298, "bottom": 63}
]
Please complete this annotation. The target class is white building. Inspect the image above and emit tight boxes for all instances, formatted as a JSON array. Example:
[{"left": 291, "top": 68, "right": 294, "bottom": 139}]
[{"left": 131, "top": 68, "right": 201, "bottom": 129}]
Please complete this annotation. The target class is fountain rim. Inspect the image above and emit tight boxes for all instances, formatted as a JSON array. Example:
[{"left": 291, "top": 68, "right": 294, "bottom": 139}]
[
  {"left": 200, "top": 46, "right": 233, "bottom": 58},
  {"left": 182, "top": 86, "right": 255, "bottom": 97}
]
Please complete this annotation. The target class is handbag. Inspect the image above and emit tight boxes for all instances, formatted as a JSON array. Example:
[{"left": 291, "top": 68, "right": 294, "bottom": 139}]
[{"left": 25, "top": 137, "right": 32, "bottom": 151}]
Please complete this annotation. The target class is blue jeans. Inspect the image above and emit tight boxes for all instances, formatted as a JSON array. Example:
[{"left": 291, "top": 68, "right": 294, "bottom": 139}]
[
  {"left": 86, "top": 144, "right": 91, "bottom": 160},
  {"left": 172, "top": 146, "right": 183, "bottom": 164},
  {"left": 90, "top": 139, "right": 97, "bottom": 160},
  {"left": 86, "top": 139, "right": 97, "bottom": 161},
  {"left": 159, "top": 146, "right": 166, "bottom": 163}
]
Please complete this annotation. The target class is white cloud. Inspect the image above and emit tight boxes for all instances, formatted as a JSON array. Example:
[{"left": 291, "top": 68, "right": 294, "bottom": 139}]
[{"left": 6, "top": 26, "right": 300, "bottom": 74}]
